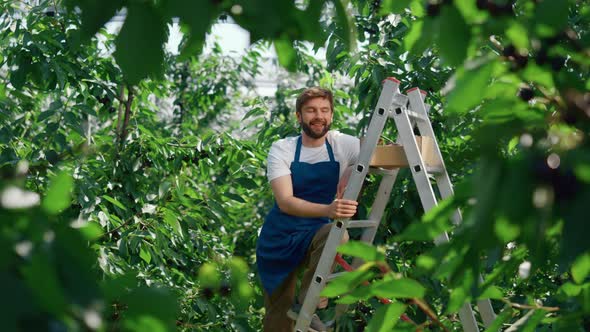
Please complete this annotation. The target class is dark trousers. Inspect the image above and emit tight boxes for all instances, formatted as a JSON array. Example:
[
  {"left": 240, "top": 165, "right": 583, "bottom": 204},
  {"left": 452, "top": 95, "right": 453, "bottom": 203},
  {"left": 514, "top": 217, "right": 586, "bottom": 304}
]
[{"left": 262, "top": 223, "right": 348, "bottom": 332}]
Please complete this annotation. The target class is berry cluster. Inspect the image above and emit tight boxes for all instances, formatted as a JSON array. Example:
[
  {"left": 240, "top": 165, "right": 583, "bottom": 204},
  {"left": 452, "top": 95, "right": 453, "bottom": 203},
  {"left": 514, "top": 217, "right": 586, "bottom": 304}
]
[
  {"left": 502, "top": 43, "right": 567, "bottom": 73},
  {"left": 533, "top": 159, "right": 579, "bottom": 203},
  {"left": 201, "top": 283, "right": 232, "bottom": 299},
  {"left": 518, "top": 86, "right": 534, "bottom": 102},
  {"left": 476, "top": 0, "right": 514, "bottom": 16},
  {"left": 501, "top": 44, "right": 529, "bottom": 71}
]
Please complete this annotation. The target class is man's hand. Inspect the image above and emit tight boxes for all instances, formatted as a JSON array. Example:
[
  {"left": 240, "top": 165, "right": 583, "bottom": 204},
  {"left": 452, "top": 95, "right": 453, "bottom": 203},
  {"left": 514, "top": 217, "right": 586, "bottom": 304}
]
[{"left": 326, "top": 198, "right": 358, "bottom": 219}]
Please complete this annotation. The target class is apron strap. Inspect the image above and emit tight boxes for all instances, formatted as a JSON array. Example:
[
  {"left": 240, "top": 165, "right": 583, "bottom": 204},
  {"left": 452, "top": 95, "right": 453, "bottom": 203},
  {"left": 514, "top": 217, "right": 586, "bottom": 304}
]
[
  {"left": 294, "top": 136, "right": 303, "bottom": 162},
  {"left": 325, "top": 138, "right": 336, "bottom": 162}
]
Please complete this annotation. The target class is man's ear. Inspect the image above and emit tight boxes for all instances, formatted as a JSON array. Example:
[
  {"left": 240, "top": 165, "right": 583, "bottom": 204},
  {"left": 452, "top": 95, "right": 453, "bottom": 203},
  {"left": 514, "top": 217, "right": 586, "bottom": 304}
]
[{"left": 295, "top": 111, "right": 301, "bottom": 122}]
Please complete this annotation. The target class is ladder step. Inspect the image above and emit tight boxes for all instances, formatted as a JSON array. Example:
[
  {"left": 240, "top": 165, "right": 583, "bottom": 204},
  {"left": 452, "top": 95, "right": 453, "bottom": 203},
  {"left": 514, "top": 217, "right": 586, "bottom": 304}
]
[
  {"left": 347, "top": 220, "right": 379, "bottom": 228},
  {"left": 389, "top": 108, "right": 428, "bottom": 122},
  {"left": 426, "top": 165, "right": 444, "bottom": 174},
  {"left": 406, "top": 110, "right": 428, "bottom": 122},
  {"left": 369, "top": 167, "right": 397, "bottom": 175}
]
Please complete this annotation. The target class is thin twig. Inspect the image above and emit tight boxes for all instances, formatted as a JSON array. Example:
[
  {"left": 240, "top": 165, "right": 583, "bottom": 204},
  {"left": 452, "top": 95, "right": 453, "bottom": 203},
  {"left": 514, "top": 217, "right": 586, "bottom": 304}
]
[
  {"left": 115, "top": 85, "right": 125, "bottom": 140},
  {"left": 504, "top": 309, "right": 536, "bottom": 332},
  {"left": 410, "top": 298, "right": 450, "bottom": 332},
  {"left": 502, "top": 300, "right": 559, "bottom": 312},
  {"left": 119, "top": 86, "right": 134, "bottom": 145}
]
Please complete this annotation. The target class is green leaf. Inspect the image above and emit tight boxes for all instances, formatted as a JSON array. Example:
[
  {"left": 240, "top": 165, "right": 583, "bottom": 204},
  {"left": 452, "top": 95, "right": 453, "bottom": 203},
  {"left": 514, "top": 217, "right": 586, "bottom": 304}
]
[
  {"left": 379, "top": 0, "right": 412, "bottom": 15},
  {"left": 535, "top": 0, "right": 569, "bottom": 37},
  {"left": 334, "top": 0, "right": 357, "bottom": 52},
  {"left": 42, "top": 171, "right": 74, "bottom": 215},
  {"left": 447, "top": 286, "right": 468, "bottom": 313},
  {"left": 366, "top": 302, "right": 406, "bottom": 332},
  {"left": 446, "top": 61, "right": 494, "bottom": 113},
  {"left": 198, "top": 262, "right": 221, "bottom": 288},
  {"left": 369, "top": 278, "right": 426, "bottom": 298},
  {"left": 335, "top": 285, "right": 374, "bottom": 304},
  {"left": 274, "top": 37, "right": 297, "bottom": 72},
  {"left": 403, "top": 20, "right": 423, "bottom": 54},
  {"left": 478, "top": 285, "right": 504, "bottom": 300},
  {"left": 121, "top": 286, "right": 178, "bottom": 331},
  {"left": 506, "top": 22, "right": 529, "bottom": 50},
  {"left": 494, "top": 216, "right": 520, "bottom": 242},
  {"left": 139, "top": 245, "right": 152, "bottom": 264},
  {"left": 22, "top": 254, "right": 68, "bottom": 316},
  {"left": 483, "top": 306, "right": 514, "bottom": 332},
  {"left": 572, "top": 253, "right": 590, "bottom": 284},
  {"left": 321, "top": 265, "right": 376, "bottom": 297},
  {"left": 102, "top": 195, "right": 127, "bottom": 211},
  {"left": 522, "top": 64, "right": 555, "bottom": 89},
  {"left": 242, "top": 107, "right": 266, "bottom": 121},
  {"left": 65, "top": 0, "right": 124, "bottom": 42},
  {"left": 559, "top": 282, "right": 582, "bottom": 297},
  {"left": 114, "top": 3, "right": 167, "bottom": 85},
  {"left": 409, "top": 0, "right": 424, "bottom": 17},
  {"left": 437, "top": 6, "right": 470, "bottom": 66},
  {"left": 393, "top": 210, "right": 452, "bottom": 242},
  {"left": 235, "top": 177, "right": 258, "bottom": 190},
  {"left": 163, "top": 209, "right": 183, "bottom": 238},
  {"left": 223, "top": 192, "right": 246, "bottom": 203},
  {"left": 163, "top": 0, "right": 221, "bottom": 60},
  {"left": 338, "top": 241, "right": 385, "bottom": 262}
]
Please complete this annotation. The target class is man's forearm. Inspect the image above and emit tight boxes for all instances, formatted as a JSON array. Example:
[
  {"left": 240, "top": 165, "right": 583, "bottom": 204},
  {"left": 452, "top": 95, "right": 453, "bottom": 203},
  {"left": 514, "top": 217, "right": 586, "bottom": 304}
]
[{"left": 276, "top": 196, "right": 329, "bottom": 218}]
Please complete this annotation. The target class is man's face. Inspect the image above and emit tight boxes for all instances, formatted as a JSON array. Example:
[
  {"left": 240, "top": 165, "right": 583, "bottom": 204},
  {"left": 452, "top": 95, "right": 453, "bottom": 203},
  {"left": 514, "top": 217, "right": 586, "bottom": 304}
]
[{"left": 297, "top": 97, "right": 333, "bottom": 139}]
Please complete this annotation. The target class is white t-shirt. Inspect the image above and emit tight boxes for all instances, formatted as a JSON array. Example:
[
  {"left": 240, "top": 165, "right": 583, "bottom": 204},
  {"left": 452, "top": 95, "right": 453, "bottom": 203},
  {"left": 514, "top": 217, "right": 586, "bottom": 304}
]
[{"left": 267, "top": 130, "right": 360, "bottom": 182}]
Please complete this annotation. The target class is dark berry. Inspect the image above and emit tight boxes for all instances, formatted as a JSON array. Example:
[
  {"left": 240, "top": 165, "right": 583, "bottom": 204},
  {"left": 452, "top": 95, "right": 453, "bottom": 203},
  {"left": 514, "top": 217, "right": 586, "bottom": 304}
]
[
  {"left": 201, "top": 287, "right": 214, "bottom": 299},
  {"left": 550, "top": 56, "right": 566, "bottom": 71},
  {"left": 553, "top": 169, "right": 579, "bottom": 202},
  {"left": 514, "top": 54, "right": 529, "bottom": 68},
  {"left": 426, "top": 2, "right": 442, "bottom": 17},
  {"left": 535, "top": 48, "right": 548, "bottom": 65},
  {"left": 545, "top": 33, "right": 563, "bottom": 46},
  {"left": 219, "top": 284, "right": 231, "bottom": 297},
  {"left": 487, "top": 2, "right": 502, "bottom": 16},
  {"left": 476, "top": 0, "right": 488, "bottom": 10},
  {"left": 562, "top": 109, "right": 578, "bottom": 125},
  {"left": 510, "top": 54, "right": 529, "bottom": 71},
  {"left": 500, "top": 2, "right": 513, "bottom": 15},
  {"left": 518, "top": 87, "right": 534, "bottom": 101},
  {"left": 502, "top": 44, "right": 516, "bottom": 57}
]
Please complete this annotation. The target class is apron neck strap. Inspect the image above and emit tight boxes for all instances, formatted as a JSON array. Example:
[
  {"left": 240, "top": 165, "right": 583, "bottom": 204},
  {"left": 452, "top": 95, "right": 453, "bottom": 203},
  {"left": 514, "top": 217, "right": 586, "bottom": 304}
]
[{"left": 294, "top": 135, "right": 336, "bottom": 162}]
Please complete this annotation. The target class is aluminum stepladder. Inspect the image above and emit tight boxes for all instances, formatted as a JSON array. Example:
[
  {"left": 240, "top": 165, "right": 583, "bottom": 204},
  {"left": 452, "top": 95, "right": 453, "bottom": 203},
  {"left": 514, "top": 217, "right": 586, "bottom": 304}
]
[{"left": 293, "top": 77, "right": 496, "bottom": 332}]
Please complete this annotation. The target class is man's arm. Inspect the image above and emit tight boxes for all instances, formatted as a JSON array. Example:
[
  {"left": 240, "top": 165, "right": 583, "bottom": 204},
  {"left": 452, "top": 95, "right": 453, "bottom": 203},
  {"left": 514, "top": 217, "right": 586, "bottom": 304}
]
[{"left": 271, "top": 175, "right": 357, "bottom": 219}]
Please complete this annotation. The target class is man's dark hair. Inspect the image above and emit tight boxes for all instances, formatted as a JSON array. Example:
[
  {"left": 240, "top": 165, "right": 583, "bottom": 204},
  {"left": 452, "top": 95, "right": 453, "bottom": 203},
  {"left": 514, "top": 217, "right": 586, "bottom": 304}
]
[{"left": 295, "top": 87, "right": 334, "bottom": 113}]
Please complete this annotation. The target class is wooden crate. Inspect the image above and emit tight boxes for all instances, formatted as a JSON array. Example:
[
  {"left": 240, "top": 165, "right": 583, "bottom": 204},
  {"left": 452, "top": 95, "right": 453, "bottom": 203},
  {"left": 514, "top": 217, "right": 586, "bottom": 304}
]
[{"left": 362, "top": 136, "right": 441, "bottom": 169}]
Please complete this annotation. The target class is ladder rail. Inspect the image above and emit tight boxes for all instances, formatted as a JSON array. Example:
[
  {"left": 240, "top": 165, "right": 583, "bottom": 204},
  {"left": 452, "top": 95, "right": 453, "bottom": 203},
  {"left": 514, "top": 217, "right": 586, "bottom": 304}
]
[
  {"left": 407, "top": 89, "right": 497, "bottom": 327},
  {"left": 390, "top": 99, "right": 479, "bottom": 332},
  {"left": 294, "top": 79, "right": 496, "bottom": 332},
  {"left": 294, "top": 79, "right": 402, "bottom": 332},
  {"left": 333, "top": 169, "right": 399, "bottom": 323}
]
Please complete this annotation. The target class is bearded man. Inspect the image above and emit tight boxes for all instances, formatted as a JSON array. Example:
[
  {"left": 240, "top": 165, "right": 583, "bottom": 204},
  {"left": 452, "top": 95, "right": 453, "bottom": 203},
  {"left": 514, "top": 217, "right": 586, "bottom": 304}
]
[{"left": 256, "top": 87, "right": 360, "bottom": 331}]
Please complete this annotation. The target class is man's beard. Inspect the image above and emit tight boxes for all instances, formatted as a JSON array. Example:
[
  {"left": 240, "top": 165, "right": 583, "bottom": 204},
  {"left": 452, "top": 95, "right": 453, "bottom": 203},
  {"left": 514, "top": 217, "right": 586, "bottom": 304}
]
[{"left": 300, "top": 120, "right": 331, "bottom": 139}]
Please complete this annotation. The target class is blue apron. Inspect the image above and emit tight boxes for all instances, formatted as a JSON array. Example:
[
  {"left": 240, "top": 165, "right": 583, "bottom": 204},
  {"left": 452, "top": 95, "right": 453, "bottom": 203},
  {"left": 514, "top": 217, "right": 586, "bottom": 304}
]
[{"left": 257, "top": 136, "right": 340, "bottom": 295}]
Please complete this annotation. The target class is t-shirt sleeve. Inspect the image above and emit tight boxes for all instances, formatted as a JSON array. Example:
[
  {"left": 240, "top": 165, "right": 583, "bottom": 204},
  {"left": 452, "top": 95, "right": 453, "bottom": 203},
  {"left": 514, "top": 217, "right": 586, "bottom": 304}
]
[
  {"left": 266, "top": 141, "right": 292, "bottom": 182},
  {"left": 343, "top": 134, "right": 360, "bottom": 167}
]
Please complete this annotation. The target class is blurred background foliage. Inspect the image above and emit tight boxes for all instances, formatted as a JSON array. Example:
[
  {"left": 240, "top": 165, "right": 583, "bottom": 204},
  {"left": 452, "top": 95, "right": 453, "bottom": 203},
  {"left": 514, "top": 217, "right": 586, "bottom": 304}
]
[{"left": 0, "top": 0, "right": 588, "bottom": 331}]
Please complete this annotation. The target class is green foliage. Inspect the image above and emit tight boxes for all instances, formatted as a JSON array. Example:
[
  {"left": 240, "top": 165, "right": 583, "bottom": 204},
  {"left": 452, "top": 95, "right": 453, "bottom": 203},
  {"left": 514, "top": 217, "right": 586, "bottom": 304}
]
[{"left": 1, "top": 0, "right": 589, "bottom": 331}]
